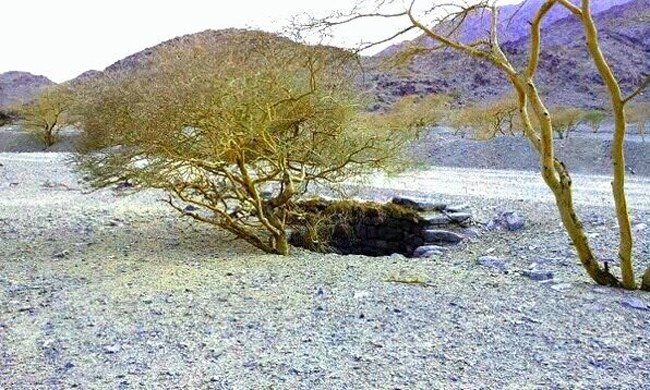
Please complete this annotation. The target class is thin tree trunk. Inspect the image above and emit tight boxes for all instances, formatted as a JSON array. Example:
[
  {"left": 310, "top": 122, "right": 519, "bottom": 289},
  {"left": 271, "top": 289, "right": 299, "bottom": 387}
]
[{"left": 580, "top": 0, "right": 636, "bottom": 289}]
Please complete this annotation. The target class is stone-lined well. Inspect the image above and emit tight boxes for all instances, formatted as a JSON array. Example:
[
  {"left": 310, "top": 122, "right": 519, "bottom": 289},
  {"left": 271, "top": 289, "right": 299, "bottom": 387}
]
[{"left": 289, "top": 196, "right": 474, "bottom": 257}]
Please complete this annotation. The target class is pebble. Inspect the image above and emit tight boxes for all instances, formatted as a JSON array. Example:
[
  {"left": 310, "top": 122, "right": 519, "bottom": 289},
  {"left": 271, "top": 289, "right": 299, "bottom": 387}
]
[
  {"left": 104, "top": 345, "right": 121, "bottom": 354},
  {"left": 353, "top": 291, "right": 371, "bottom": 299},
  {"left": 621, "top": 297, "right": 648, "bottom": 311},
  {"left": 477, "top": 255, "right": 508, "bottom": 272},
  {"left": 550, "top": 282, "right": 573, "bottom": 292},
  {"left": 521, "top": 269, "right": 554, "bottom": 281},
  {"left": 53, "top": 250, "right": 70, "bottom": 259}
]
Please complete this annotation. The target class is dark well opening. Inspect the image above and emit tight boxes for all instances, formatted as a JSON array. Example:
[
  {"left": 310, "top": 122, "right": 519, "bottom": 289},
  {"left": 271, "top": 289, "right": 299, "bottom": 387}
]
[{"left": 288, "top": 197, "right": 473, "bottom": 257}]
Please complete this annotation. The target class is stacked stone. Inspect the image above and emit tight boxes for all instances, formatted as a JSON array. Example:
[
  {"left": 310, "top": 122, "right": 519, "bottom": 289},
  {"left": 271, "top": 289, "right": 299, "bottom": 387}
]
[{"left": 290, "top": 196, "right": 476, "bottom": 258}]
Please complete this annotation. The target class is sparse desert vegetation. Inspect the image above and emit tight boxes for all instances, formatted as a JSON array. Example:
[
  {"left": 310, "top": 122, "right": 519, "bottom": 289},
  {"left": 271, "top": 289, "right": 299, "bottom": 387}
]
[{"left": 1, "top": 0, "right": 649, "bottom": 388}]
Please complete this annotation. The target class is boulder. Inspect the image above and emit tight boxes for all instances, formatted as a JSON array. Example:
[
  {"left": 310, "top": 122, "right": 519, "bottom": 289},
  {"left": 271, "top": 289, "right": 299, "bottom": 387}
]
[
  {"left": 487, "top": 210, "right": 525, "bottom": 231},
  {"left": 422, "top": 229, "right": 464, "bottom": 244},
  {"left": 391, "top": 196, "right": 445, "bottom": 212},
  {"left": 423, "top": 215, "right": 451, "bottom": 226},
  {"left": 413, "top": 245, "right": 447, "bottom": 258}
]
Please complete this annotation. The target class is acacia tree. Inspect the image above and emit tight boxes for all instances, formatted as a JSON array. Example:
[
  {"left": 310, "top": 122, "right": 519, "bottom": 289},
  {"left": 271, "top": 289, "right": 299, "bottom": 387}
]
[
  {"left": 12, "top": 86, "right": 72, "bottom": 147},
  {"left": 301, "top": 0, "right": 649, "bottom": 290},
  {"left": 550, "top": 106, "right": 584, "bottom": 139},
  {"left": 73, "top": 32, "right": 415, "bottom": 255},
  {"left": 451, "top": 97, "right": 519, "bottom": 139}
]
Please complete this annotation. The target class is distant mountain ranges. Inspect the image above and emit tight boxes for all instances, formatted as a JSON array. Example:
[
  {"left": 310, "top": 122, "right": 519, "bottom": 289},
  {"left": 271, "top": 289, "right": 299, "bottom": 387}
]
[
  {"left": 0, "top": 71, "right": 54, "bottom": 108},
  {"left": 370, "top": 0, "right": 649, "bottom": 108},
  {"left": 1, "top": 0, "right": 647, "bottom": 110}
]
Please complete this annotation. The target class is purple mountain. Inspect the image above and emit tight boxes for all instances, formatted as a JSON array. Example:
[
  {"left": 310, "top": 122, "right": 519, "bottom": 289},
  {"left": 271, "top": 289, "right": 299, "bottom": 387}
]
[
  {"left": 0, "top": 71, "right": 54, "bottom": 108},
  {"left": 379, "top": 0, "right": 633, "bottom": 55}
]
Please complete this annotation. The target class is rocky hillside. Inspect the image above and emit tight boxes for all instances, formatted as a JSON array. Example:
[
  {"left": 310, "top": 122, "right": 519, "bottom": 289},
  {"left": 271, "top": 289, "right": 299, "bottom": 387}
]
[
  {"left": 379, "top": 0, "right": 633, "bottom": 55},
  {"left": 369, "top": 0, "right": 649, "bottom": 108},
  {"left": 71, "top": 29, "right": 303, "bottom": 83},
  {"left": 0, "top": 71, "right": 54, "bottom": 108}
]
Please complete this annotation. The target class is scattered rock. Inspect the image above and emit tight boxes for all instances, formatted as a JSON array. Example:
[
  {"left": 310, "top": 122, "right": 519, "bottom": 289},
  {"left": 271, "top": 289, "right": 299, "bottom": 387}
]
[
  {"left": 353, "top": 291, "right": 371, "bottom": 299},
  {"left": 462, "top": 228, "right": 481, "bottom": 239},
  {"left": 550, "top": 282, "right": 573, "bottom": 292},
  {"left": 184, "top": 205, "right": 198, "bottom": 212},
  {"left": 521, "top": 269, "right": 554, "bottom": 281},
  {"left": 53, "top": 250, "right": 70, "bottom": 259},
  {"left": 448, "top": 212, "right": 472, "bottom": 223},
  {"left": 487, "top": 210, "right": 525, "bottom": 231},
  {"left": 391, "top": 196, "right": 445, "bottom": 212},
  {"left": 106, "top": 219, "right": 122, "bottom": 227},
  {"left": 633, "top": 223, "right": 647, "bottom": 233},
  {"left": 423, "top": 215, "right": 451, "bottom": 226},
  {"left": 584, "top": 303, "right": 606, "bottom": 312},
  {"left": 104, "top": 344, "right": 121, "bottom": 354},
  {"left": 621, "top": 297, "right": 648, "bottom": 311},
  {"left": 423, "top": 229, "right": 464, "bottom": 244},
  {"left": 477, "top": 256, "right": 508, "bottom": 272},
  {"left": 413, "top": 245, "right": 446, "bottom": 258},
  {"left": 446, "top": 204, "right": 469, "bottom": 212}
]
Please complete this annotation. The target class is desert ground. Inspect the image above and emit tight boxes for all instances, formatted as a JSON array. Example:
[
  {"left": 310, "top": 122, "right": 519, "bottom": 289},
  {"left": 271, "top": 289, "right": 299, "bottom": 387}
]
[{"left": 1, "top": 142, "right": 649, "bottom": 388}]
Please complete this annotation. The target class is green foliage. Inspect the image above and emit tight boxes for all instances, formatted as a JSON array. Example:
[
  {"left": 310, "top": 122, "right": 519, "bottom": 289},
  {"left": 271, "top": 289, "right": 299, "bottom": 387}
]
[{"left": 72, "top": 33, "right": 415, "bottom": 254}]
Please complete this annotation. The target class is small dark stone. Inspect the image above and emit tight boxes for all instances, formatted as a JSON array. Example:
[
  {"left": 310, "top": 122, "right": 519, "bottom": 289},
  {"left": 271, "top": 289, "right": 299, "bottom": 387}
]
[
  {"left": 184, "top": 204, "right": 198, "bottom": 212},
  {"left": 521, "top": 269, "right": 554, "bottom": 281},
  {"left": 621, "top": 297, "right": 648, "bottom": 311},
  {"left": 477, "top": 256, "right": 508, "bottom": 272}
]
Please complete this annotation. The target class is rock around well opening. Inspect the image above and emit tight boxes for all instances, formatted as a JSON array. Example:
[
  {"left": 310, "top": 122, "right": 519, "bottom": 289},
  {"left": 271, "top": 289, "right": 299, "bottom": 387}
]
[{"left": 288, "top": 196, "right": 476, "bottom": 258}]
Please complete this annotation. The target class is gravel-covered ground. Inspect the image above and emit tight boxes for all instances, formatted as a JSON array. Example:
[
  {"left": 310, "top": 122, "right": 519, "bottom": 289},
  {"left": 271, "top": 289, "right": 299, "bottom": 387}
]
[
  {"left": 1, "top": 153, "right": 649, "bottom": 389},
  {"left": 410, "top": 125, "right": 650, "bottom": 177}
]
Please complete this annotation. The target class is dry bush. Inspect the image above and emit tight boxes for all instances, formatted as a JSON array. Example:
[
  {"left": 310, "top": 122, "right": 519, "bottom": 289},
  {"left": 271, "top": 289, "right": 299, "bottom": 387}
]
[
  {"left": 583, "top": 110, "right": 607, "bottom": 133},
  {"left": 549, "top": 106, "right": 585, "bottom": 139},
  {"left": 72, "top": 32, "right": 416, "bottom": 254},
  {"left": 378, "top": 94, "right": 449, "bottom": 133},
  {"left": 627, "top": 102, "right": 649, "bottom": 141},
  {"left": 450, "top": 97, "right": 519, "bottom": 139},
  {"left": 11, "top": 86, "right": 73, "bottom": 147}
]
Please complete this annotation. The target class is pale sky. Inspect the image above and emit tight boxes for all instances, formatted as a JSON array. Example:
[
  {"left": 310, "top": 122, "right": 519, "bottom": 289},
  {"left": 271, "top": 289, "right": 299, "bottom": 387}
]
[{"left": 0, "top": 0, "right": 518, "bottom": 83}]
